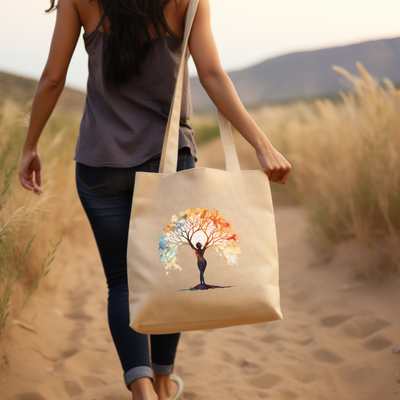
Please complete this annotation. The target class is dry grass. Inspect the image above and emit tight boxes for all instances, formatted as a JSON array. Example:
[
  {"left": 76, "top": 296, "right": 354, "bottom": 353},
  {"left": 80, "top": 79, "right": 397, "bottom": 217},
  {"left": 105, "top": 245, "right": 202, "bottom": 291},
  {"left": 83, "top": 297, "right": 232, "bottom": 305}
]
[
  {"left": 249, "top": 64, "right": 400, "bottom": 276},
  {"left": 0, "top": 100, "right": 87, "bottom": 341}
]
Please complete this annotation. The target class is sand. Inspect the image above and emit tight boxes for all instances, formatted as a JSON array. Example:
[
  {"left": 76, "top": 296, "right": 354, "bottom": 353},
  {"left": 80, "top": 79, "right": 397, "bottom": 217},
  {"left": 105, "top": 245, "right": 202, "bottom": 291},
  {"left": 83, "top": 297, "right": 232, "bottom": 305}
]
[{"left": 0, "top": 205, "right": 399, "bottom": 400}]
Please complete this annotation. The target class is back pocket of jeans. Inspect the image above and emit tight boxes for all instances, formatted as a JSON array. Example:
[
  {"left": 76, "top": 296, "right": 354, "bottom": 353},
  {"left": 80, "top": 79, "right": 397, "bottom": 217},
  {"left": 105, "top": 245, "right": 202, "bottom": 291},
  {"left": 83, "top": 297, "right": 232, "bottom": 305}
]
[{"left": 77, "top": 163, "right": 112, "bottom": 190}]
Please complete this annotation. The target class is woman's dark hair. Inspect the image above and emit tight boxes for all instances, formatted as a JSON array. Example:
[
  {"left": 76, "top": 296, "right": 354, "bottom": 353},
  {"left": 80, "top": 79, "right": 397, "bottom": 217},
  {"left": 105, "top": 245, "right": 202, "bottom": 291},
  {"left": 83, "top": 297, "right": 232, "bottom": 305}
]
[{"left": 46, "top": 0, "right": 175, "bottom": 84}]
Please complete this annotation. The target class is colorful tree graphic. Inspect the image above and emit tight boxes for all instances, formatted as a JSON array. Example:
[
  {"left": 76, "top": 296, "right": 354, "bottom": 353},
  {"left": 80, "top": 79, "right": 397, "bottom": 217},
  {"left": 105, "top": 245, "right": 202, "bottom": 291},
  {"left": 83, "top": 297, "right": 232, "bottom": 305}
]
[{"left": 159, "top": 208, "right": 241, "bottom": 290}]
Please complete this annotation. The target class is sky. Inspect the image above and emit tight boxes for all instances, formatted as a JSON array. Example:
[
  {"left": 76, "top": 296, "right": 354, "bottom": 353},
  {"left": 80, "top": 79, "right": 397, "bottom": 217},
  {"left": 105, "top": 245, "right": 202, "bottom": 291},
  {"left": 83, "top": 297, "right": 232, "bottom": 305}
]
[{"left": 0, "top": 0, "right": 399, "bottom": 91}]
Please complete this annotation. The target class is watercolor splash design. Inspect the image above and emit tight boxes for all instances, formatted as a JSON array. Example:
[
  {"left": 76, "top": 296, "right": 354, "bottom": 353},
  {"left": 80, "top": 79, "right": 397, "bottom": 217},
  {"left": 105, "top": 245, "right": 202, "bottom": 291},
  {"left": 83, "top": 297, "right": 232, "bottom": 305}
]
[{"left": 159, "top": 208, "right": 241, "bottom": 290}]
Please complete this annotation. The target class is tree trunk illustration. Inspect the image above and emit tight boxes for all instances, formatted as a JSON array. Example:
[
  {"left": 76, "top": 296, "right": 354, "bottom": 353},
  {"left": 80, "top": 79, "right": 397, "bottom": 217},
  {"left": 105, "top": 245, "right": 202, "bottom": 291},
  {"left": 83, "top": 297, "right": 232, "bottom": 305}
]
[
  {"left": 189, "top": 242, "right": 230, "bottom": 290},
  {"left": 159, "top": 208, "right": 241, "bottom": 291},
  {"left": 195, "top": 242, "right": 207, "bottom": 285}
]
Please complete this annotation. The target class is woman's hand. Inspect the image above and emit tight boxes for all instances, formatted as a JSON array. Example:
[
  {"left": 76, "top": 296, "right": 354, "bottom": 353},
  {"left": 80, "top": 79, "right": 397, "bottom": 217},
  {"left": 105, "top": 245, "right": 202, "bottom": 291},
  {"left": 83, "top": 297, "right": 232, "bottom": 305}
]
[
  {"left": 19, "top": 150, "right": 42, "bottom": 194},
  {"left": 256, "top": 144, "right": 291, "bottom": 185}
]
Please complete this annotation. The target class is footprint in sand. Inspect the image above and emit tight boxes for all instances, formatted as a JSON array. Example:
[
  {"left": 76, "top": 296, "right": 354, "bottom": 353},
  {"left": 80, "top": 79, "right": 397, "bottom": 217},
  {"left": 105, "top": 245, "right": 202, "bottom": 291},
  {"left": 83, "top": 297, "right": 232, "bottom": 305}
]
[
  {"left": 53, "top": 350, "right": 107, "bottom": 377},
  {"left": 18, "top": 393, "right": 48, "bottom": 400},
  {"left": 64, "top": 379, "right": 84, "bottom": 397},
  {"left": 216, "top": 349, "right": 244, "bottom": 367},
  {"left": 337, "top": 315, "right": 391, "bottom": 339},
  {"left": 60, "top": 345, "right": 80, "bottom": 358},
  {"left": 260, "top": 333, "right": 282, "bottom": 343},
  {"left": 241, "top": 359, "right": 264, "bottom": 376},
  {"left": 256, "top": 391, "right": 271, "bottom": 399},
  {"left": 362, "top": 334, "right": 393, "bottom": 351},
  {"left": 248, "top": 372, "right": 282, "bottom": 389},
  {"left": 313, "top": 348, "right": 344, "bottom": 364},
  {"left": 284, "top": 364, "right": 317, "bottom": 384},
  {"left": 79, "top": 375, "right": 108, "bottom": 388},
  {"left": 321, "top": 315, "right": 352, "bottom": 328},
  {"left": 184, "top": 335, "right": 207, "bottom": 348},
  {"left": 17, "top": 383, "right": 68, "bottom": 400},
  {"left": 278, "top": 388, "right": 299, "bottom": 400},
  {"left": 227, "top": 337, "right": 261, "bottom": 352}
]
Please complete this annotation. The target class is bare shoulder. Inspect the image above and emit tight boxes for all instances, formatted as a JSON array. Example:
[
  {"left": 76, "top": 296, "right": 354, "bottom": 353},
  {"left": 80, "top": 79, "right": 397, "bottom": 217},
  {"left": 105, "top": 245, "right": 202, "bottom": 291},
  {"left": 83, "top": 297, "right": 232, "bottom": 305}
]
[
  {"left": 68, "top": 0, "right": 96, "bottom": 11},
  {"left": 182, "top": 0, "right": 211, "bottom": 20},
  {"left": 69, "top": 0, "right": 99, "bottom": 17},
  {"left": 176, "top": 0, "right": 207, "bottom": 13},
  {"left": 69, "top": 0, "right": 89, "bottom": 7},
  {"left": 57, "top": 0, "right": 78, "bottom": 9},
  {"left": 55, "top": 0, "right": 83, "bottom": 18},
  {"left": 68, "top": 0, "right": 102, "bottom": 33}
]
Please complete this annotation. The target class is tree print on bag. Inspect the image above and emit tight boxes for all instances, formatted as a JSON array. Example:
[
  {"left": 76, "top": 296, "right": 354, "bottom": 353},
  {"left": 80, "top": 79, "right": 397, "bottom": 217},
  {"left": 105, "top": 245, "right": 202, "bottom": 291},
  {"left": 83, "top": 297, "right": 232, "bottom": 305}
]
[{"left": 159, "top": 208, "right": 241, "bottom": 291}]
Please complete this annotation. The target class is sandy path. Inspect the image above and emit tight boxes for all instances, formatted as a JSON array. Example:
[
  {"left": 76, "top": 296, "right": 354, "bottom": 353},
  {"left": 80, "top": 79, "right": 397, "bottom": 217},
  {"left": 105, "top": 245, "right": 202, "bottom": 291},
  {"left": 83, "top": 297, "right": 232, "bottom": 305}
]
[{"left": 0, "top": 206, "right": 399, "bottom": 400}]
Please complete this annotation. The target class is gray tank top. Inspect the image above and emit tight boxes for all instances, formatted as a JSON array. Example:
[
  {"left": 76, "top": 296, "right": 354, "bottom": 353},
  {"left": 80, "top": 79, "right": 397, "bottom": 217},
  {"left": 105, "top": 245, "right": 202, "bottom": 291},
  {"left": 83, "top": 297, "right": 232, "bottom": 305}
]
[{"left": 74, "top": 19, "right": 197, "bottom": 168}]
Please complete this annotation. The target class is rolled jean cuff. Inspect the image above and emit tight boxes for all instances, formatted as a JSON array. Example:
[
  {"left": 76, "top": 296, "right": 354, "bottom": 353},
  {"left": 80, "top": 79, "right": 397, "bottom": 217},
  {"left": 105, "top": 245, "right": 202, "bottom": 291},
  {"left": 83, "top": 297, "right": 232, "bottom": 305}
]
[
  {"left": 124, "top": 366, "right": 154, "bottom": 389},
  {"left": 152, "top": 363, "right": 174, "bottom": 375}
]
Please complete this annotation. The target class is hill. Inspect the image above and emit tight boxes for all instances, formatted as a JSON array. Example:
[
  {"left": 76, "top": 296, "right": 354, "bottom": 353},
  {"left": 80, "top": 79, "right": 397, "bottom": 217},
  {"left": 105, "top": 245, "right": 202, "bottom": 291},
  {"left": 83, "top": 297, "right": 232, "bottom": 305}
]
[
  {"left": 190, "top": 37, "right": 400, "bottom": 110},
  {"left": 3, "top": 36, "right": 400, "bottom": 113},
  {"left": 0, "top": 71, "right": 86, "bottom": 115}
]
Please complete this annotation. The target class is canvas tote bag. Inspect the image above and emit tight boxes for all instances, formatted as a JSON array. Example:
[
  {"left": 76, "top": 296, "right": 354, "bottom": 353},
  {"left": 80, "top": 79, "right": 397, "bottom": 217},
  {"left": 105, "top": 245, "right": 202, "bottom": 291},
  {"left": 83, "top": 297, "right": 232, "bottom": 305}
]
[{"left": 127, "top": 0, "right": 282, "bottom": 334}]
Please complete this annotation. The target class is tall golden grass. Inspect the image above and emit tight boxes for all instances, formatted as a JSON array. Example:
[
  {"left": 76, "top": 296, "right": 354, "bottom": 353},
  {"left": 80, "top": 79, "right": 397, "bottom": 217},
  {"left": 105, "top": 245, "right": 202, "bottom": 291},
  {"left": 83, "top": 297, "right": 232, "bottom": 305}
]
[
  {"left": 249, "top": 64, "right": 400, "bottom": 275},
  {"left": 0, "top": 101, "right": 85, "bottom": 341}
]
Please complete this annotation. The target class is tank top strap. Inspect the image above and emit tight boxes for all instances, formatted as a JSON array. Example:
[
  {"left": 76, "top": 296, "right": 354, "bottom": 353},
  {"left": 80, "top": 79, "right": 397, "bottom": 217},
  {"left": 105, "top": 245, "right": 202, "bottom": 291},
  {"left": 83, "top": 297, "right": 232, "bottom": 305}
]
[{"left": 94, "top": 7, "right": 109, "bottom": 33}]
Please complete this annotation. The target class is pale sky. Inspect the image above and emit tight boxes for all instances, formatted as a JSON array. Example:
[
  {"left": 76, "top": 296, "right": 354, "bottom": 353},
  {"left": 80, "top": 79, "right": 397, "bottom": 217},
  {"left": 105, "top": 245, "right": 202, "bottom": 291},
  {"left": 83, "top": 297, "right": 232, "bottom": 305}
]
[{"left": 0, "top": 0, "right": 399, "bottom": 91}]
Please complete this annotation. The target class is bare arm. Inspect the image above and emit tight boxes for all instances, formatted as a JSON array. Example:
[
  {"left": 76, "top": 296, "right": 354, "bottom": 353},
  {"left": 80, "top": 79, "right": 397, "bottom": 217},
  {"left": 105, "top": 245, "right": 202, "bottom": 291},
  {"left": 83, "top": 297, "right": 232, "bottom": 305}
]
[
  {"left": 19, "top": 0, "right": 81, "bottom": 193},
  {"left": 189, "top": 0, "right": 291, "bottom": 184}
]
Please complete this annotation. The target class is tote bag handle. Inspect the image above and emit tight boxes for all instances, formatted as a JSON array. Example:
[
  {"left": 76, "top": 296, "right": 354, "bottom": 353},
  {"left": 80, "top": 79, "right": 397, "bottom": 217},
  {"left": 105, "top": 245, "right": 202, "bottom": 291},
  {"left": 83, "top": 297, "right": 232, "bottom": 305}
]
[{"left": 159, "top": 0, "right": 242, "bottom": 174}]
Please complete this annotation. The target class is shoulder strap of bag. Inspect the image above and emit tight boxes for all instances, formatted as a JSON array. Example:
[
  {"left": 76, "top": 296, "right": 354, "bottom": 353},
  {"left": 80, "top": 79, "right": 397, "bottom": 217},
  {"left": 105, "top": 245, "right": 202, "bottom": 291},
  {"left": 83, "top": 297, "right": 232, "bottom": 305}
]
[{"left": 159, "top": 0, "right": 242, "bottom": 174}]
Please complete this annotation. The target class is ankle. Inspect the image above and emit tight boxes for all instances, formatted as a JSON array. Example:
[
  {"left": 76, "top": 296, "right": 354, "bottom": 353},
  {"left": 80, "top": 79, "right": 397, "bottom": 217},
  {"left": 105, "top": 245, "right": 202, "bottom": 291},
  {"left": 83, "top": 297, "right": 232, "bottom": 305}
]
[
  {"left": 129, "top": 377, "right": 158, "bottom": 400},
  {"left": 153, "top": 374, "right": 174, "bottom": 400}
]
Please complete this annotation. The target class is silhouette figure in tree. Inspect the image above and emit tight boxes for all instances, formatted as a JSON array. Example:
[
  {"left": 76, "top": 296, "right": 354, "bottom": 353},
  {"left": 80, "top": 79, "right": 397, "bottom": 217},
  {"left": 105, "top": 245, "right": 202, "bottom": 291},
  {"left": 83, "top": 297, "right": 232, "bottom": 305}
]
[
  {"left": 194, "top": 242, "right": 207, "bottom": 285},
  {"left": 159, "top": 208, "right": 241, "bottom": 291}
]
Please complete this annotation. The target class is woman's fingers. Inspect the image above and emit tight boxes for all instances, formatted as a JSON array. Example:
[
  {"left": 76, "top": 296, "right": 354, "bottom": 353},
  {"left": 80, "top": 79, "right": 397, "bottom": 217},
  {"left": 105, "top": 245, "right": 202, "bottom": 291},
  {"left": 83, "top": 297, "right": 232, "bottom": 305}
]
[
  {"left": 34, "top": 166, "right": 41, "bottom": 189},
  {"left": 261, "top": 151, "right": 291, "bottom": 185},
  {"left": 20, "top": 173, "right": 41, "bottom": 193},
  {"left": 19, "top": 173, "right": 33, "bottom": 191},
  {"left": 19, "top": 152, "right": 42, "bottom": 194},
  {"left": 269, "top": 168, "right": 286, "bottom": 184},
  {"left": 20, "top": 171, "right": 41, "bottom": 193},
  {"left": 275, "top": 169, "right": 291, "bottom": 185}
]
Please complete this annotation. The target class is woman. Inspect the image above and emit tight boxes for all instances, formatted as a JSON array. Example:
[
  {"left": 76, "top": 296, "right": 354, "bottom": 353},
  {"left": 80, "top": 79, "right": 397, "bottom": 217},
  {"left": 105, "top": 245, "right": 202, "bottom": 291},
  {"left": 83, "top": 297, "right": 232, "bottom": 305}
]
[{"left": 19, "top": 0, "right": 291, "bottom": 399}]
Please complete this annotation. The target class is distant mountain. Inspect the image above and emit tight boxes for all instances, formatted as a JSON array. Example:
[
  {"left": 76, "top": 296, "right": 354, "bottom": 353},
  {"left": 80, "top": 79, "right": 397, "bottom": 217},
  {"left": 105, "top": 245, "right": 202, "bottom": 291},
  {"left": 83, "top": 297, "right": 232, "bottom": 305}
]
[
  {"left": 0, "top": 71, "right": 85, "bottom": 115},
  {"left": 190, "top": 37, "right": 400, "bottom": 110},
  {"left": 3, "top": 37, "right": 400, "bottom": 114}
]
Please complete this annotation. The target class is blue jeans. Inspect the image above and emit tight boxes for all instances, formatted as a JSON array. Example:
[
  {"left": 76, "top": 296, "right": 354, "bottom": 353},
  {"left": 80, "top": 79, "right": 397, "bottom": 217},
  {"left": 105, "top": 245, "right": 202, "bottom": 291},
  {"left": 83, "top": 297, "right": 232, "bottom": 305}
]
[{"left": 76, "top": 148, "right": 195, "bottom": 389}]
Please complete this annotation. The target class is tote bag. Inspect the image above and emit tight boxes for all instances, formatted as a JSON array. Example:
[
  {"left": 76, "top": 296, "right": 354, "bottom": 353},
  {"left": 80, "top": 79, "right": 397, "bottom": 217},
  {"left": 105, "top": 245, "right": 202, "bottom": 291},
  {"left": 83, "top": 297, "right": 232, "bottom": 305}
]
[{"left": 127, "top": 0, "right": 282, "bottom": 334}]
